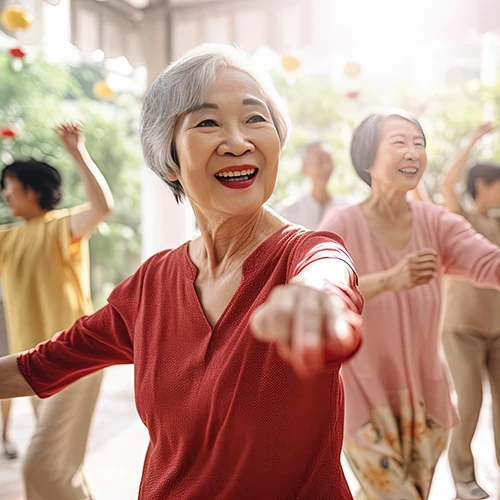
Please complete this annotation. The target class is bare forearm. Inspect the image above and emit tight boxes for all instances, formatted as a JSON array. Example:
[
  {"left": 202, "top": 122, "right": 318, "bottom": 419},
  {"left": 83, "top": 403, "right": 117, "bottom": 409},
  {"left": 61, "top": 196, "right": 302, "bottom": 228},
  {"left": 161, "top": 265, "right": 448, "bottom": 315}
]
[
  {"left": 0, "top": 354, "right": 35, "bottom": 399},
  {"left": 359, "top": 271, "right": 392, "bottom": 300},
  {"left": 71, "top": 146, "right": 114, "bottom": 213}
]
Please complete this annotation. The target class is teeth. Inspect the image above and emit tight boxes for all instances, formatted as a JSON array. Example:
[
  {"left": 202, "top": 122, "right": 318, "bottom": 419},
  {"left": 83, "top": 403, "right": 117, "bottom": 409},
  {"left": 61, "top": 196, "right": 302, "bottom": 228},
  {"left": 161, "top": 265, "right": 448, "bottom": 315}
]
[
  {"left": 215, "top": 168, "right": 256, "bottom": 178},
  {"left": 399, "top": 168, "right": 417, "bottom": 174}
]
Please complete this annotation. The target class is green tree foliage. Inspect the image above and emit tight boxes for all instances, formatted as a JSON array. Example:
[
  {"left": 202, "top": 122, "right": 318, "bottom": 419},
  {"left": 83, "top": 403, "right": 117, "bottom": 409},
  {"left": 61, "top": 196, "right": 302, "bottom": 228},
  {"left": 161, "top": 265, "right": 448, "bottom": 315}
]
[
  {"left": 0, "top": 52, "right": 142, "bottom": 307},
  {"left": 273, "top": 71, "right": 500, "bottom": 205}
]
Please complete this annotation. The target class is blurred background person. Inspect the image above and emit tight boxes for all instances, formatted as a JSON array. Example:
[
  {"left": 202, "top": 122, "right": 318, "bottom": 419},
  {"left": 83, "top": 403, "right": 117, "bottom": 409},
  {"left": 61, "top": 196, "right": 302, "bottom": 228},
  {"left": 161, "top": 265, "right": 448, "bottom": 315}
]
[
  {"left": 0, "top": 123, "right": 114, "bottom": 500},
  {"left": 440, "top": 122, "right": 500, "bottom": 500},
  {"left": 319, "top": 111, "right": 500, "bottom": 500},
  {"left": 276, "top": 141, "right": 348, "bottom": 229},
  {"left": 0, "top": 280, "right": 17, "bottom": 460}
]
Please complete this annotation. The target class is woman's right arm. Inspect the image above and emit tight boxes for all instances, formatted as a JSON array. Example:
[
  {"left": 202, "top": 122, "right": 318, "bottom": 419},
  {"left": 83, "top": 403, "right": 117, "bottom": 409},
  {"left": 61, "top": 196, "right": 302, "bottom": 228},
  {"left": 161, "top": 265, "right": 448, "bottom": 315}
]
[
  {"left": 441, "top": 123, "right": 496, "bottom": 214},
  {"left": 359, "top": 250, "right": 438, "bottom": 300},
  {"left": 0, "top": 354, "right": 35, "bottom": 399}
]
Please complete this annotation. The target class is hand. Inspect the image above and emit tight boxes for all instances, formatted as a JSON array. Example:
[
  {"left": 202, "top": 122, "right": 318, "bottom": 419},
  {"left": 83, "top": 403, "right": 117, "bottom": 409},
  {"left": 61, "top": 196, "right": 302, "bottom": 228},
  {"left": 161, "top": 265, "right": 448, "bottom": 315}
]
[
  {"left": 386, "top": 249, "right": 438, "bottom": 292},
  {"left": 251, "top": 284, "right": 361, "bottom": 377},
  {"left": 470, "top": 122, "right": 496, "bottom": 144},
  {"left": 55, "top": 123, "right": 84, "bottom": 156}
]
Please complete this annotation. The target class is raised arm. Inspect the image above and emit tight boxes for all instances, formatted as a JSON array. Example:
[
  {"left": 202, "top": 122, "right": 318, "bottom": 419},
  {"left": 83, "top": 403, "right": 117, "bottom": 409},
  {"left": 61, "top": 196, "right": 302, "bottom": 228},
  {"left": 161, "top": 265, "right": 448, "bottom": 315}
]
[
  {"left": 0, "top": 354, "right": 35, "bottom": 399},
  {"left": 439, "top": 207, "right": 500, "bottom": 287},
  {"left": 440, "top": 123, "right": 496, "bottom": 214},
  {"left": 56, "top": 124, "right": 114, "bottom": 239}
]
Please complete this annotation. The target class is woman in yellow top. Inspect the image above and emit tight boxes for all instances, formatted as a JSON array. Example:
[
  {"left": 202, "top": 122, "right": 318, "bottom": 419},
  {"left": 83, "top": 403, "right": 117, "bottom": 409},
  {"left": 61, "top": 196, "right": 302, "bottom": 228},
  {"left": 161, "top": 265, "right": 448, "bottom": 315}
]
[{"left": 0, "top": 123, "right": 114, "bottom": 500}]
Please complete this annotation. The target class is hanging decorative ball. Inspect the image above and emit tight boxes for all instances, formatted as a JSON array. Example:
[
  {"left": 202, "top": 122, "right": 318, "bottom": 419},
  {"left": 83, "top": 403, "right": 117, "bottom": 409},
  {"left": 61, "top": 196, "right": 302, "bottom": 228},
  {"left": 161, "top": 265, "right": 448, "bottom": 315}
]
[
  {"left": 1, "top": 6, "right": 34, "bottom": 31},
  {"left": 0, "top": 125, "right": 19, "bottom": 139},
  {"left": 93, "top": 80, "right": 115, "bottom": 100},
  {"left": 281, "top": 54, "right": 301, "bottom": 72},
  {"left": 344, "top": 61, "right": 362, "bottom": 78},
  {"left": 8, "top": 47, "right": 26, "bottom": 59},
  {"left": 346, "top": 90, "right": 360, "bottom": 100}
]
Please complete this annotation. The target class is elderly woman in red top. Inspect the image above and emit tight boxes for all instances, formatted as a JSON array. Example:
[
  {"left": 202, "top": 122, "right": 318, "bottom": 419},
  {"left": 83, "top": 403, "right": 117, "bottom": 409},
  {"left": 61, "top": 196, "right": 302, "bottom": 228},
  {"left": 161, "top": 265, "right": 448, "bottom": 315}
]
[{"left": 0, "top": 44, "right": 363, "bottom": 499}]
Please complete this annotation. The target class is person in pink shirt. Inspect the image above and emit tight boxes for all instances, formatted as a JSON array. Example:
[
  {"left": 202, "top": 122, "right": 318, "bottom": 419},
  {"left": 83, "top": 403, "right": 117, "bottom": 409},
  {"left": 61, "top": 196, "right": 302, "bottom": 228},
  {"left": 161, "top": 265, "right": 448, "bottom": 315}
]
[
  {"left": 0, "top": 44, "right": 364, "bottom": 500},
  {"left": 319, "top": 110, "right": 500, "bottom": 500}
]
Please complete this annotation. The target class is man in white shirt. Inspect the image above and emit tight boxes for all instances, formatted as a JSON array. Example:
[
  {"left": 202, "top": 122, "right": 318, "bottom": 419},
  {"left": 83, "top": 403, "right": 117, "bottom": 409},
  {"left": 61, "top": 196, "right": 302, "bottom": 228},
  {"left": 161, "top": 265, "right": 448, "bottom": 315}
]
[{"left": 277, "top": 142, "right": 348, "bottom": 229}]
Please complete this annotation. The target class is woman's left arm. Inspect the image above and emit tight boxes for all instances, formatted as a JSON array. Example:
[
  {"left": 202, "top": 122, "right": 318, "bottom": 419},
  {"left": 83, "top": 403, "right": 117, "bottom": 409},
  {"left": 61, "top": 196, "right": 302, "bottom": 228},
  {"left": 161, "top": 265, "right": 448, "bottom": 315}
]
[
  {"left": 251, "top": 257, "right": 363, "bottom": 377},
  {"left": 439, "top": 208, "right": 500, "bottom": 287}
]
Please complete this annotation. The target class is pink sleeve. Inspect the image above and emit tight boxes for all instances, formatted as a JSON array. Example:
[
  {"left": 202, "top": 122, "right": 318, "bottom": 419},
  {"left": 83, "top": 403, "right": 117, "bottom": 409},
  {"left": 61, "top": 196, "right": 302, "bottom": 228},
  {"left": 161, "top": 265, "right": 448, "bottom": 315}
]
[
  {"left": 16, "top": 255, "right": 158, "bottom": 398},
  {"left": 438, "top": 208, "right": 500, "bottom": 288}
]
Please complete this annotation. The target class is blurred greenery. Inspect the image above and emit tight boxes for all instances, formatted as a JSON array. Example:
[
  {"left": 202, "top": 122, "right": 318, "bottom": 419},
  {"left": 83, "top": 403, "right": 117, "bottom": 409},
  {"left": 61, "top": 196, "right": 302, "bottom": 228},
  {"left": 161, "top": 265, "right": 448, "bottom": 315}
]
[
  {"left": 0, "top": 52, "right": 143, "bottom": 307},
  {"left": 272, "top": 71, "right": 500, "bottom": 207}
]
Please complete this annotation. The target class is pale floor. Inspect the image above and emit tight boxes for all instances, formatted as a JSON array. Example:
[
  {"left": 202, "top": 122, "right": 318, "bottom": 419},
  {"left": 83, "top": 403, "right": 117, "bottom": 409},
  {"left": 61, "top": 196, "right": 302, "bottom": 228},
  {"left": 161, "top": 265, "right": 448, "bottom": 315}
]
[{"left": 1, "top": 365, "right": 499, "bottom": 500}]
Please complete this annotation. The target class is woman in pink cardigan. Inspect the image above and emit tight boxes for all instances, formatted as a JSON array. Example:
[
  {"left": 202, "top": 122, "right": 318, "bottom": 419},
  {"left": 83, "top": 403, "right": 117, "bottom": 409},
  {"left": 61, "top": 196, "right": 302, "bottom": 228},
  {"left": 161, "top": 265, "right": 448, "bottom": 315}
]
[{"left": 319, "top": 110, "right": 500, "bottom": 500}]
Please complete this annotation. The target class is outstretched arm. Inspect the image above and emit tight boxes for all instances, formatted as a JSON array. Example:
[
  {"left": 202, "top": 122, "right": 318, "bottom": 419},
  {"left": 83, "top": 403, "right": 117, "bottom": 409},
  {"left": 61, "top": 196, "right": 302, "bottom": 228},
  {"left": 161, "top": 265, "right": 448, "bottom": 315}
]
[
  {"left": 0, "top": 354, "right": 35, "bottom": 399},
  {"left": 56, "top": 124, "right": 114, "bottom": 239},
  {"left": 251, "top": 257, "right": 363, "bottom": 377},
  {"left": 440, "top": 123, "right": 496, "bottom": 214}
]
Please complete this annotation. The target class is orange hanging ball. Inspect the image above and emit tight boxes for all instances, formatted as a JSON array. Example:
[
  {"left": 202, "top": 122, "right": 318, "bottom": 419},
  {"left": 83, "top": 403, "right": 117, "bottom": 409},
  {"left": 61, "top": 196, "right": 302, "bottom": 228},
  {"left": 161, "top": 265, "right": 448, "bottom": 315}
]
[
  {"left": 281, "top": 55, "right": 300, "bottom": 72},
  {"left": 344, "top": 61, "right": 361, "bottom": 78},
  {"left": 93, "top": 81, "right": 115, "bottom": 100},
  {"left": 1, "top": 6, "right": 34, "bottom": 31}
]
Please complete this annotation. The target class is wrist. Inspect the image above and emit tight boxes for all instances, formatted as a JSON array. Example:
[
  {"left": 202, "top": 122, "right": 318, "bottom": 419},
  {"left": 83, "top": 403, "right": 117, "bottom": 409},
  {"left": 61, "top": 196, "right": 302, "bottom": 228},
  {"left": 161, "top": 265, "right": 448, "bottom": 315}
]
[{"left": 382, "top": 268, "right": 396, "bottom": 292}]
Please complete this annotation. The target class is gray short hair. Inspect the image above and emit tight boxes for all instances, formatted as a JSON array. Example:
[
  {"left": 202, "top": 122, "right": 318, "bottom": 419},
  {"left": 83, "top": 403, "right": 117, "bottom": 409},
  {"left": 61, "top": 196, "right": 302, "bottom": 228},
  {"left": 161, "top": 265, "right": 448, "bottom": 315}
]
[
  {"left": 351, "top": 110, "right": 426, "bottom": 187},
  {"left": 140, "top": 44, "right": 291, "bottom": 203}
]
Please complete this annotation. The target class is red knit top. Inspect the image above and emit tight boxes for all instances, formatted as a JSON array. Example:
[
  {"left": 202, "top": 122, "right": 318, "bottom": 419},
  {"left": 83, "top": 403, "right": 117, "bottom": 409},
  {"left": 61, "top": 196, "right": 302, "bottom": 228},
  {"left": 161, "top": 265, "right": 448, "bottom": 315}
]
[{"left": 18, "top": 226, "right": 363, "bottom": 500}]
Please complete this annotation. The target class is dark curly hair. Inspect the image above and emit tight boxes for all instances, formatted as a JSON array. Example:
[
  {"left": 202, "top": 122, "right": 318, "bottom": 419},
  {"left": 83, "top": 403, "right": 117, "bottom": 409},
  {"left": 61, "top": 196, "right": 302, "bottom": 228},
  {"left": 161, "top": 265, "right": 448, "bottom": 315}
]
[{"left": 1, "top": 159, "right": 62, "bottom": 210}]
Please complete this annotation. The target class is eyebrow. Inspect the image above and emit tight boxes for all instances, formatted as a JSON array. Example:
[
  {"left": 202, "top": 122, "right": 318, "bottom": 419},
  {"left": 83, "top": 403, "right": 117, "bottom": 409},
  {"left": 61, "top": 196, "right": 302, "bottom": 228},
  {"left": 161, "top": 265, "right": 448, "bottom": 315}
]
[
  {"left": 389, "top": 133, "right": 425, "bottom": 141},
  {"left": 188, "top": 97, "right": 267, "bottom": 114}
]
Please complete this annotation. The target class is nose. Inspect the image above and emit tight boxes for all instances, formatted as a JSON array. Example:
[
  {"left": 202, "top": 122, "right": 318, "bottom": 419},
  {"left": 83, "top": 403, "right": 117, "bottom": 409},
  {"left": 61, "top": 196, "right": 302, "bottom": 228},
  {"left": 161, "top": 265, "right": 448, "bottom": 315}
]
[
  {"left": 217, "top": 127, "right": 255, "bottom": 156},
  {"left": 404, "top": 145, "right": 419, "bottom": 161}
]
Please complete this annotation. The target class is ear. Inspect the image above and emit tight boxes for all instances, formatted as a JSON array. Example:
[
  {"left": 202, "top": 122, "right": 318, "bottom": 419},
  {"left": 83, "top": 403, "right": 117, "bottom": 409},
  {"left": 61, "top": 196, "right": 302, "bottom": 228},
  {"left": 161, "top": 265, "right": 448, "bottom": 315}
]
[
  {"left": 166, "top": 170, "right": 179, "bottom": 182},
  {"left": 26, "top": 187, "right": 42, "bottom": 205}
]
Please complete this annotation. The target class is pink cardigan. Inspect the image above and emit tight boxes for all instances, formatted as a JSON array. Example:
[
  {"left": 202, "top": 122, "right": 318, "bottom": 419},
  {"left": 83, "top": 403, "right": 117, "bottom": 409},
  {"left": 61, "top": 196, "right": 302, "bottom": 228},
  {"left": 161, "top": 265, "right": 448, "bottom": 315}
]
[{"left": 320, "top": 202, "right": 500, "bottom": 436}]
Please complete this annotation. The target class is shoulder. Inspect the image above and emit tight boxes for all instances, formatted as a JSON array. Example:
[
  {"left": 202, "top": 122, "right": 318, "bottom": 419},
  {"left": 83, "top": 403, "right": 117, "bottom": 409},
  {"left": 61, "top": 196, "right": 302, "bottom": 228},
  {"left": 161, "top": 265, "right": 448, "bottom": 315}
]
[
  {"left": 274, "top": 226, "right": 353, "bottom": 276},
  {"left": 107, "top": 244, "right": 185, "bottom": 306},
  {"left": 318, "top": 204, "right": 358, "bottom": 233}
]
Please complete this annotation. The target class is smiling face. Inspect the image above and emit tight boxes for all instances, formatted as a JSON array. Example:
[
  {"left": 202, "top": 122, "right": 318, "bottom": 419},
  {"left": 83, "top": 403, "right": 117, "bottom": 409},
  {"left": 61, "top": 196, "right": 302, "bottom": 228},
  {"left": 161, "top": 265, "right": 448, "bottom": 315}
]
[
  {"left": 369, "top": 116, "right": 427, "bottom": 192},
  {"left": 2, "top": 175, "right": 41, "bottom": 218},
  {"left": 170, "top": 68, "right": 281, "bottom": 219}
]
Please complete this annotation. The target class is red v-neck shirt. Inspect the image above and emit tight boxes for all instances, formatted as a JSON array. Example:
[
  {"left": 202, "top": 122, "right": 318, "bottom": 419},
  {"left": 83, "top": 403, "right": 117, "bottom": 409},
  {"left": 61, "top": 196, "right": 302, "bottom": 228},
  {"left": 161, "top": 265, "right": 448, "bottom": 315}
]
[{"left": 18, "top": 226, "right": 363, "bottom": 500}]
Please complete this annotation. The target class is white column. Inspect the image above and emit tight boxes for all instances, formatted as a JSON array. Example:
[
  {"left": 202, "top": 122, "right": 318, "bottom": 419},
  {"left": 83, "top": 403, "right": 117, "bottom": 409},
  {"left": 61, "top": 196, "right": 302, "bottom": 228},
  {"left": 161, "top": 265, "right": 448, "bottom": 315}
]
[
  {"left": 140, "top": 2, "right": 194, "bottom": 261},
  {"left": 141, "top": 167, "right": 193, "bottom": 259}
]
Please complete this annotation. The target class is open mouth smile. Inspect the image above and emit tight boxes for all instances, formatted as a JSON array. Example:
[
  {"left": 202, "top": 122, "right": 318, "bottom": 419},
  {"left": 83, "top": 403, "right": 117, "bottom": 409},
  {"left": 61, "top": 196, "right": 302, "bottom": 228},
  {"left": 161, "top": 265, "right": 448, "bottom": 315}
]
[
  {"left": 214, "top": 167, "right": 259, "bottom": 189},
  {"left": 398, "top": 167, "right": 418, "bottom": 175}
]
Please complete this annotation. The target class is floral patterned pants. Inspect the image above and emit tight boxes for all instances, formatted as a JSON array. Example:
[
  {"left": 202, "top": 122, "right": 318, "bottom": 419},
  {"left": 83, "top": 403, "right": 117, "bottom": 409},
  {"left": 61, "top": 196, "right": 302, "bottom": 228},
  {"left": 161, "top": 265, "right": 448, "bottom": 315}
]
[{"left": 344, "top": 391, "right": 448, "bottom": 500}]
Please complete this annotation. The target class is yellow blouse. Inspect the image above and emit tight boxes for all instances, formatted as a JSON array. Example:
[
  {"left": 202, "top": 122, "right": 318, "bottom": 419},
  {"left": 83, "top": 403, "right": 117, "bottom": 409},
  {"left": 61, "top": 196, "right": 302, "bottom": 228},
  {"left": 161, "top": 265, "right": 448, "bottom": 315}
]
[{"left": 0, "top": 209, "right": 93, "bottom": 352}]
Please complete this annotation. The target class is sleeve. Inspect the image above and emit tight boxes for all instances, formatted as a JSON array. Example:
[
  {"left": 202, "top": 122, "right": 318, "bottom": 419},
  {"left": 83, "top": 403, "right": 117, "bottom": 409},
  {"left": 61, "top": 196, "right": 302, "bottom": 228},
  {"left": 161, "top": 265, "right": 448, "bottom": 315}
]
[
  {"left": 288, "top": 231, "right": 364, "bottom": 363},
  {"left": 50, "top": 207, "right": 89, "bottom": 263},
  {"left": 438, "top": 207, "right": 500, "bottom": 288},
  {"left": 16, "top": 255, "right": 155, "bottom": 398},
  {"left": 288, "top": 230, "right": 362, "bottom": 315}
]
